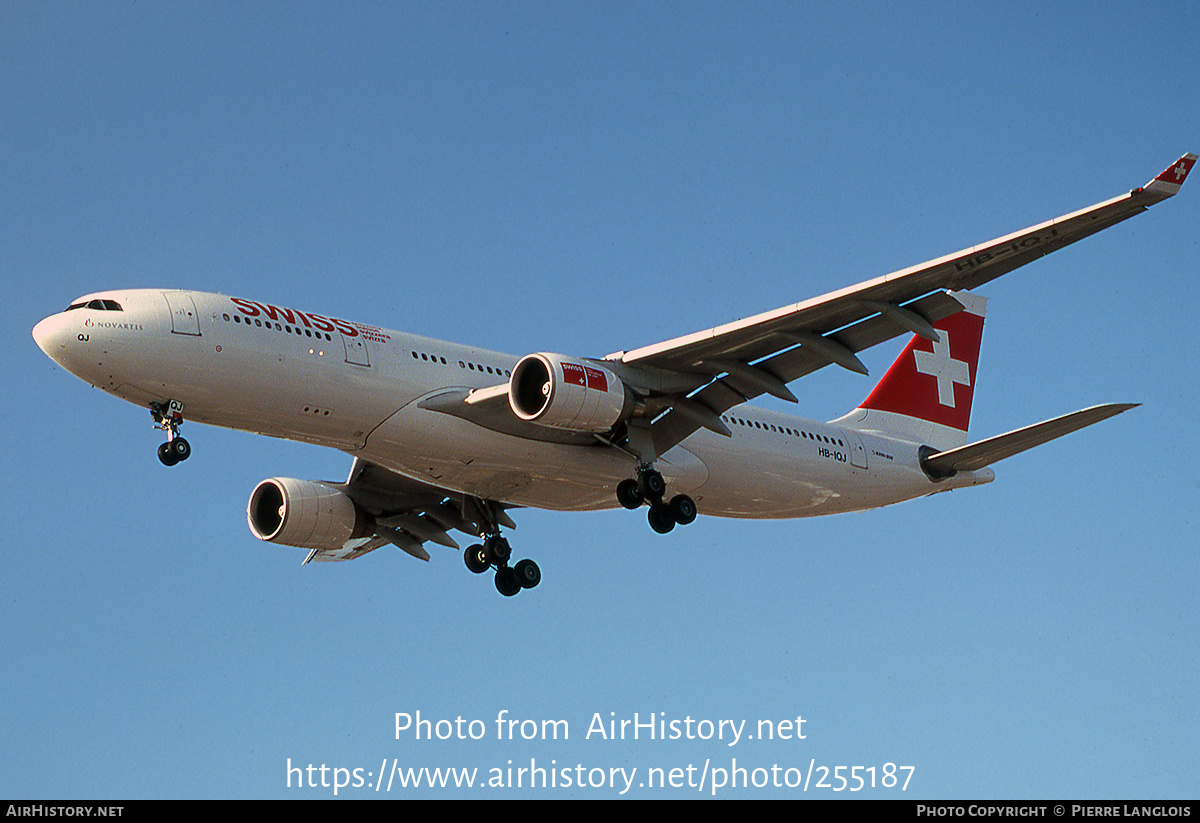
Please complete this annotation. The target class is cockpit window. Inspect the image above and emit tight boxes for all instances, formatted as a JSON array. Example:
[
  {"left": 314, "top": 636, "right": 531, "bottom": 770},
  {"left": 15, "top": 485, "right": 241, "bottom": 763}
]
[{"left": 66, "top": 299, "right": 123, "bottom": 312}]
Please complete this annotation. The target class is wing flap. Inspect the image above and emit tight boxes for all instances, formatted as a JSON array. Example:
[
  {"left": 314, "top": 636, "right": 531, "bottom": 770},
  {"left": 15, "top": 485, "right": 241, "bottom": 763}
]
[
  {"left": 647, "top": 290, "right": 969, "bottom": 454},
  {"left": 765, "top": 290, "right": 966, "bottom": 383},
  {"left": 302, "top": 535, "right": 390, "bottom": 564}
]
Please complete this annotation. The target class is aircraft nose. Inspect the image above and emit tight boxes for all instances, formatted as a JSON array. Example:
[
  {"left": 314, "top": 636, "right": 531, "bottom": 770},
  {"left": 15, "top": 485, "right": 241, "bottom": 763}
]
[{"left": 32, "top": 312, "right": 73, "bottom": 365}]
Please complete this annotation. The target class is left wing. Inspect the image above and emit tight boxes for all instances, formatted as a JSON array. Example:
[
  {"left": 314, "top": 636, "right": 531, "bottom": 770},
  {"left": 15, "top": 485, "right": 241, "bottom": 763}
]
[
  {"left": 610, "top": 154, "right": 1194, "bottom": 455},
  {"left": 300, "top": 458, "right": 515, "bottom": 563},
  {"left": 423, "top": 155, "right": 1193, "bottom": 461}
]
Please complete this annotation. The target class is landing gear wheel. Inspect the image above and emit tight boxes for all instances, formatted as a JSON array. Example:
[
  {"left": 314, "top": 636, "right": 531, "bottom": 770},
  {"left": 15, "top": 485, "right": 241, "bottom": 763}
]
[
  {"left": 669, "top": 494, "right": 697, "bottom": 525},
  {"left": 484, "top": 536, "right": 511, "bottom": 565},
  {"left": 638, "top": 470, "right": 666, "bottom": 502},
  {"left": 169, "top": 437, "right": 191, "bottom": 462},
  {"left": 495, "top": 566, "right": 521, "bottom": 597},
  {"left": 513, "top": 558, "right": 541, "bottom": 589},
  {"left": 464, "top": 544, "right": 490, "bottom": 574},
  {"left": 648, "top": 503, "right": 676, "bottom": 534},
  {"left": 157, "top": 442, "right": 178, "bottom": 466},
  {"left": 616, "top": 478, "right": 644, "bottom": 509}
]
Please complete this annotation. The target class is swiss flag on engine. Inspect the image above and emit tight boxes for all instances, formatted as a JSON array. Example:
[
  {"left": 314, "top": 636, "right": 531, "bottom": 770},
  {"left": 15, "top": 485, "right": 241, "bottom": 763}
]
[
  {"left": 561, "top": 361, "right": 587, "bottom": 387},
  {"left": 858, "top": 295, "right": 986, "bottom": 433},
  {"left": 562, "top": 361, "right": 609, "bottom": 392}
]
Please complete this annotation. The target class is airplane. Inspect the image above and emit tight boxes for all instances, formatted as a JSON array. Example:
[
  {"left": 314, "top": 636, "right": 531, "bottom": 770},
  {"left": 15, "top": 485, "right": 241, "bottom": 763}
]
[{"left": 33, "top": 153, "right": 1195, "bottom": 596}]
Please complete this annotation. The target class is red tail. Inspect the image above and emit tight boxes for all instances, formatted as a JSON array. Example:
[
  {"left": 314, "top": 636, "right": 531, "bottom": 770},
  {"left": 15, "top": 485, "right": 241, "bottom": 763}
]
[{"left": 838, "top": 291, "right": 987, "bottom": 449}]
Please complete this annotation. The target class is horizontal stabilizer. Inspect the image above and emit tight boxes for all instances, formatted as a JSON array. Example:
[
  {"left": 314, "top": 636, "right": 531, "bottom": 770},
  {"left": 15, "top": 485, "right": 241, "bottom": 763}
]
[{"left": 920, "top": 403, "right": 1138, "bottom": 479}]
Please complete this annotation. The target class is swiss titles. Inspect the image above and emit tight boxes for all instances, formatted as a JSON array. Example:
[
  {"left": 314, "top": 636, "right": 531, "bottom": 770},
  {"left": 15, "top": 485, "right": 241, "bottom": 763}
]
[{"left": 230, "top": 297, "right": 359, "bottom": 338}]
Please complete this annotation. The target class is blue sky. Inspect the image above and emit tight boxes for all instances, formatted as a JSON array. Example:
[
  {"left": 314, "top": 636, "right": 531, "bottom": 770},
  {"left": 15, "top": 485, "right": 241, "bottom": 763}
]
[{"left": 3, "top": 2, "right": 1197, "bottom": 799}]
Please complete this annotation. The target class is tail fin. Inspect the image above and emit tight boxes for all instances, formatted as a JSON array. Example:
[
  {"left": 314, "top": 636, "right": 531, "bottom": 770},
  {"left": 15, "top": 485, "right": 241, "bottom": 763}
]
[{"left": 835, "top": 290, "right": 986, "bottom": 450}]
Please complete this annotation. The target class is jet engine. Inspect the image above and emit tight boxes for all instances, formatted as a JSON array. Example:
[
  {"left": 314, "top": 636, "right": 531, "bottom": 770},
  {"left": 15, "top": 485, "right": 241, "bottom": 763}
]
[
  {"left": 509, "top": 352, "right": 636, "bottom": 432},
  {"left": 247, "top": 477, "right": 372, "bottom": 549}
]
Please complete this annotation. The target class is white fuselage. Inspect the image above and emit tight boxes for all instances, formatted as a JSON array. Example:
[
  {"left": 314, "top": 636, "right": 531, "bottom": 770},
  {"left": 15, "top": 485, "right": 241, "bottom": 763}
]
[{"left": 33, "top": 289, "right": 993, "bottom": 518}]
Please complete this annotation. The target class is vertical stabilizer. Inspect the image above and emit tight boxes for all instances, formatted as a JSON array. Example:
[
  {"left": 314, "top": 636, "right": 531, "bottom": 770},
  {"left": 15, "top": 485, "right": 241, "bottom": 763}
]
[{"left": 834, "top": 291, "right": 986, "bottom": 450}]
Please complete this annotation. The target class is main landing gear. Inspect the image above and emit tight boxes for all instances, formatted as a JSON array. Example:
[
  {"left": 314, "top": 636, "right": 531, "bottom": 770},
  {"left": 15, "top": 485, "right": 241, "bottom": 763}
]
[
  {"left": 616, "top": 468, "right": 697, "bottom": 534},
  {"left": 463, "top": 532, "right": 541, "bottom": 598},
  {"left": 460, "top": 498, "right": 537, "bottom": 597},
  {"left": 151, "top": 400, "right": 191, "bottom": 466}
]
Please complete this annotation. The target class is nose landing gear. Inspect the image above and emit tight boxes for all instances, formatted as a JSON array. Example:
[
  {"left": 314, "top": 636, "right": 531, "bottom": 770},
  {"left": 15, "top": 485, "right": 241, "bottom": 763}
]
[
  {"left": 151, "top": 400, "right": 191, "bottom": 466},
  {"left": 617, "top": 467, "right": 697, "bottom": 534}
]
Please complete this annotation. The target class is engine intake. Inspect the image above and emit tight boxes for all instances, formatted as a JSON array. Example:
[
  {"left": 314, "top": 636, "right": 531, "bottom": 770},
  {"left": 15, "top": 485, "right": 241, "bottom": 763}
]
[
  {"left": 509, "top": 352, "right": 634, "bottom": 432},
  {"left": 247, "top": 478, "right": 371, "bottom": 549}
]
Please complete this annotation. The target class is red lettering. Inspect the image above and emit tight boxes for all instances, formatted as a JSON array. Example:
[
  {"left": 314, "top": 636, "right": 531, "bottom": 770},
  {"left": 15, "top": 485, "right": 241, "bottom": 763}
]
[
  {"left": 332, "top": 318, "right": 358, "bottom": 337},
  {"left": 260, "top": 304, "right": 296, "bottom": 325},
  {"left": 230, "top": 297, "right": 261, "bottom": 317},
  {"left": 231, "top": 298, "right": 364, "bottom": 337},
  {"left": 305, "top": 313, "right": 336, "bottom": 333},
  {"left": 584, "top": 366, "right": 609, "bottom": 392},
  {"left": 561, "top": 362, "right": 587, "bottom": 387}
]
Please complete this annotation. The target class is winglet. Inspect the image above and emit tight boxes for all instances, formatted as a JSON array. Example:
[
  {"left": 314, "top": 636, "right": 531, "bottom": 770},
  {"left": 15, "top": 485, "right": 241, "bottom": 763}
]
[{"left": 1140, "top": 153, "right": 1196, "bottom": 198}]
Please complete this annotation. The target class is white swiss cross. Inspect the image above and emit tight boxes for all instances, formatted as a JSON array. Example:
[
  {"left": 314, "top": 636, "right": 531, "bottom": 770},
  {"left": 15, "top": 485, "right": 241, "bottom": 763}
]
[
  {"left": 913, "top": 332, "right": 971, "bottom": 407},
  {"left": 1174, "top": 162, "right": 1188, "bottom": 182}
]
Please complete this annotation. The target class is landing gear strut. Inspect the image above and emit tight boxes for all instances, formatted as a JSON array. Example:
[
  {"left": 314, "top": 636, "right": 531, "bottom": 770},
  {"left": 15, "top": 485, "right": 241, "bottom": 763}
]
[
  {"left": 617, "top": 467, "right": 697, "bottom": 534},
  {"left": 151, "top": 400, "right": 191, "bottom": 466}
]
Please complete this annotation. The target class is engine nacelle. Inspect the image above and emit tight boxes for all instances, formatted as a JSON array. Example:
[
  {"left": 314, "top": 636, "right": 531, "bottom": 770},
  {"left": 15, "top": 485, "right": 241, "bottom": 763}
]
[
  {"left": 247, "top": 478, "right": 371, "bottom": 549},
  {"left": 509, "top": 352, "right": 634, "bottom": 432}
]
